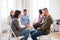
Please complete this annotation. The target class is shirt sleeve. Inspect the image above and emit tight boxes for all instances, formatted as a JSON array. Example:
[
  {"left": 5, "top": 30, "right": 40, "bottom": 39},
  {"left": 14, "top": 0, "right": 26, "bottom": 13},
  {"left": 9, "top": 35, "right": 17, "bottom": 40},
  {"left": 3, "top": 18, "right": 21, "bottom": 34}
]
[
  {"left": 19, "top": 20, "right": 26, "bottom": 28},
  {"left": 20, "top": 16, "right": 25, "bottom": 25},
  {"left": 28, "top": 16, "right": 30, "bottom": 24},
  {"left": 20, "top": 24, "right": 26, "bottom": 28},
  {"left": 14, "top": 19, "right": 21, "bottom": 30}
]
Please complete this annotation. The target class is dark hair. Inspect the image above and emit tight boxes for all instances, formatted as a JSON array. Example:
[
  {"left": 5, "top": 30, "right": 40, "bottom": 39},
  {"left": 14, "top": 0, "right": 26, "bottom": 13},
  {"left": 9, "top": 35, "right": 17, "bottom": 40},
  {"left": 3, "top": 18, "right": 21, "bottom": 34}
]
[
  {"left": 43, "top": 8, "right": 48, "bottom": 10},
  {"left": 23, "top": 9, "right": 27, "bottom": 12},
  {"left": 39, "top": 9, "right": 42, "bottom": 14},
  {"left": 13, "top": 10, "right": 21, "bottom": 18}
]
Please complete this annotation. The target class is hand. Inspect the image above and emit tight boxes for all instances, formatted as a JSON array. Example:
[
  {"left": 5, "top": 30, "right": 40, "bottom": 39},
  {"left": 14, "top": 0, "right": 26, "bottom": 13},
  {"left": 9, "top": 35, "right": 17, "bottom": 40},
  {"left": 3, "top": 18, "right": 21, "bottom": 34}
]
[
  {"left": 25, "top": 24, "right": 30, "bottom": 28},
  {"left": 33, "top": 22, "right": 36, "bottom": 25}
]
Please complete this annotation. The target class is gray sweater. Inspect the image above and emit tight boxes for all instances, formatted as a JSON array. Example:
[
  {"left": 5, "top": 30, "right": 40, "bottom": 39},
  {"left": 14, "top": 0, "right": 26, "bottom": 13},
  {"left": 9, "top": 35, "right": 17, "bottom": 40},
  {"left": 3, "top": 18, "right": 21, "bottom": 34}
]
[{"left": 11, "top": 18, "right": 26, "bottom": 37}]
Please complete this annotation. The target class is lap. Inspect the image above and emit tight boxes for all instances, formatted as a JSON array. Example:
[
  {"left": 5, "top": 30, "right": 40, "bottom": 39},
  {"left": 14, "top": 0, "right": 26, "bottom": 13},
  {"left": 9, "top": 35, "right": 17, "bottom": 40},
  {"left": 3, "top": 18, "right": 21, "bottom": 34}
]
[
  {"left": 30, "top": 30, "right": 37, "bottom": 34},
  {"left": 33, "top": 23, "right": 42, "bottom": 29},
  {"left": 20, "top": 29, "right": 30, "bottom": 35},
  {"left": 31, "top": 30, "right": 45, "bottom": 37}
]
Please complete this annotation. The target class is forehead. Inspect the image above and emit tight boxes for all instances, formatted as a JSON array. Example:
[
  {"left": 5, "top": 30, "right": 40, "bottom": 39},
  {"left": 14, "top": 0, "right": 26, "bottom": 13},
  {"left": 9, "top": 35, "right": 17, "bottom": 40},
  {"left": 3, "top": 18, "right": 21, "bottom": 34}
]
[{"left": 24, "top": 10, "right": 27, "bottom": 12}]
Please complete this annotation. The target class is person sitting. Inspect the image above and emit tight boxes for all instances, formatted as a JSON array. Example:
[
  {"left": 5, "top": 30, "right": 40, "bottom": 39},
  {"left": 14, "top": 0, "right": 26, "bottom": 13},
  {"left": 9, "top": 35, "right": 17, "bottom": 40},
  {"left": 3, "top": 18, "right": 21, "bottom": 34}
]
[
  {"left": 30, "top": 8, "right": 53, "bottom": 40},
  {"left": 21, "top": 9, "right": 30, "bottom": 28},
  {"left": 7, "top": 10, "right": 14, "bottom": 25},
  {"left": 11, "top": 10, "right": 30, "bottom": 40},
  {"left": 33, "top": 9, "right": 45, "bottom": 29}
]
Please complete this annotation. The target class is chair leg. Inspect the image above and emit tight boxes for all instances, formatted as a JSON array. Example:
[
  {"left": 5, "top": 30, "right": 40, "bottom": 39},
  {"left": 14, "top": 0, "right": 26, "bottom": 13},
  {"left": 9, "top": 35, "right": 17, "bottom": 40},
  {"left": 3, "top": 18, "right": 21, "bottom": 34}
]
[
  {"left": 39, "top": 37, "right": 40, "bottom": 40},
  {"left": 38, "top": 37, "right": 40, "bottom": 40}
]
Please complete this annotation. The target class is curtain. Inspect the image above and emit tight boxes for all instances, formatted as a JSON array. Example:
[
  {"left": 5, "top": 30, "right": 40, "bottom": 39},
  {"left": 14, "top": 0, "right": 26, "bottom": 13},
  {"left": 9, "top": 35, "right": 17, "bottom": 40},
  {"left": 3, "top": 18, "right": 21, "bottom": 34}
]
[
  {"left": 0, "top": 0, "right": 16, "bottom": 32},
  {"left": 21, "top": 0, "right": 49, "bottom": 25}
]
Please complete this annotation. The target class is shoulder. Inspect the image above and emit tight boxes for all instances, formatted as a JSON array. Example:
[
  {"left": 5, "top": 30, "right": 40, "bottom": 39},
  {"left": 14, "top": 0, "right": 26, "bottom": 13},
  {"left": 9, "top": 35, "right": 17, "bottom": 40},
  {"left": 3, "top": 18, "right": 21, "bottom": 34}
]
[
  {"left": 12, "top": 18, "right": 18, "bottom": 22},
  {"left": 48, "top": 15, "right": 52, "bottom": 19},
  {"left": 48, "top": 15, "right": 53, "bottom": 21},
  {"left": 26, "top": 15, "right": 29, "bottom": 17}
]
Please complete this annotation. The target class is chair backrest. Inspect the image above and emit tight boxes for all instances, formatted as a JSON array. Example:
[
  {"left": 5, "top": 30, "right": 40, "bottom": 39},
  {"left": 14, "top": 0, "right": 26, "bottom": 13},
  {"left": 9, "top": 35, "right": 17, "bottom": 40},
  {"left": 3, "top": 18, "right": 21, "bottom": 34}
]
[{"left": 8, "top": 25, "right": 19, "bottom": 40}]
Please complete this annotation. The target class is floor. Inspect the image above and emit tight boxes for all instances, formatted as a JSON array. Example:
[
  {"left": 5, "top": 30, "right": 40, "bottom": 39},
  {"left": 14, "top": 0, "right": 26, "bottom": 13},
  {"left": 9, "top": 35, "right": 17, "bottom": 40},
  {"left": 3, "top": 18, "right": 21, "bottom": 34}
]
[{"left": 0, "top": 32, "right": 60, "bottom": 40}]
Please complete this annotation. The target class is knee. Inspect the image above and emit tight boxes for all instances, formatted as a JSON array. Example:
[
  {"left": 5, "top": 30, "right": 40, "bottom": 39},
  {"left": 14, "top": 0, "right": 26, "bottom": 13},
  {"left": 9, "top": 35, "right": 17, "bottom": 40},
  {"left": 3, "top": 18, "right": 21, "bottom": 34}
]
[
  {"left": 30, "top": 31, "right": 32, "bottom": 35},
  {"left": 27, "top": 29, "right": 30, "bottom": 33},
  {"left": 30, "top": 31, "right": 34, "bottom": 35},
  {"left": 30, "top": 30, "right": 36, "bottom": 34},
  {"left": 25, "top": 29, "right": 30, "bottom": 35},
  {"left": 31, "top": 34, "right": 36, "bottom": 38}
]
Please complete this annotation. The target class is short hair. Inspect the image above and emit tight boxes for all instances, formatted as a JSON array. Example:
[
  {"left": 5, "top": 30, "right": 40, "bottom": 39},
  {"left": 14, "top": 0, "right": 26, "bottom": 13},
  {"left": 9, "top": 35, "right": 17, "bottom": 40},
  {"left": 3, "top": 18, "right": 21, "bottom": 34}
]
[
  {"left": 39, "top": 9, "right": 42, "bottom": 14},
  {"left": 13, "top": 10, "right": 21, "bottom": 18},
  {"left": 23, "top": 9, "right": 27, "bottom": 12},
  {"left": 43, "top": 8, "right": 48, "bottom": 10}
]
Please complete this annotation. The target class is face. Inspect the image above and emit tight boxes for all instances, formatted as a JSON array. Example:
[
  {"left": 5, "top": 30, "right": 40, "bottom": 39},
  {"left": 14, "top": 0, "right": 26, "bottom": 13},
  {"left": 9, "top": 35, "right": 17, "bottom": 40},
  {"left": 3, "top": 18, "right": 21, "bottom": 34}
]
[
  {"left": 18, "top": 14, "right": 21, "bottom": 18},
  {"left": 41, "top": 10, "right": 45, "bottom": 16},
  {"left": 24, "top": 11, "right": 27, "bottom": 15},
  {"left": 43, "top": 9, "right": 48, "bottom": 16}
]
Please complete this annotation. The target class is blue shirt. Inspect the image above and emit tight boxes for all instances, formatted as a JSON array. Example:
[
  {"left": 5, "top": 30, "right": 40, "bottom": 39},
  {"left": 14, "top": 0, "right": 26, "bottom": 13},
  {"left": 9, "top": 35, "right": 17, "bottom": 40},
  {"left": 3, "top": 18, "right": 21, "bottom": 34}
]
[{"left": 21, "top": 14, "right": 30, "bottom": 25}]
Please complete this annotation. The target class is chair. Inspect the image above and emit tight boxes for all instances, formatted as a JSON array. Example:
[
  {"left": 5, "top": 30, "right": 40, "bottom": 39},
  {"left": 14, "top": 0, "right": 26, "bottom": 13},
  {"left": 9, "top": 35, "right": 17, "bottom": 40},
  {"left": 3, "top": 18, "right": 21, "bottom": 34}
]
[
  {"left": 38, "top": 33, "right": 51, "bottom": 40},
  {"left": 8, "top": 25, "right": 24, "bottom": 40},
  {"left": 38, "top": 24, "right": 54, "bottom": 40}
]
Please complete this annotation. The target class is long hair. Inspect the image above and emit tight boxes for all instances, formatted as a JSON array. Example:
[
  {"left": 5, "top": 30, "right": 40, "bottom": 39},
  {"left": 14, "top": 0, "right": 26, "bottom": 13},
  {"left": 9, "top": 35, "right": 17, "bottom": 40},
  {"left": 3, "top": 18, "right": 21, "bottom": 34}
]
[
  {"left": 39, "top": 9, "right": 42, "bottom": 15},
  {"left": 13, "top": 10, "right": 21, "bottom": 18}
]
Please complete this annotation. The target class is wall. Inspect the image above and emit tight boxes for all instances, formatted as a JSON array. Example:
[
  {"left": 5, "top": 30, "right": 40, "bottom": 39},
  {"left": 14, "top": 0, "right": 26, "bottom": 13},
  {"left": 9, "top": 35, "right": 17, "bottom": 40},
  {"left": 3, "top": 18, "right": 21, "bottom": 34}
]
[
  {"left": 49, "top": 0, "right": 60, "bottom": 20},
  {"left": 0, "top": 0, "right": 17, "bottom": 33},
  {"left": 16, "top": 0, "right": 23, "bottom": 11},
  {"left": 0, "top": 0, "right": 60, "bottom": 32}
]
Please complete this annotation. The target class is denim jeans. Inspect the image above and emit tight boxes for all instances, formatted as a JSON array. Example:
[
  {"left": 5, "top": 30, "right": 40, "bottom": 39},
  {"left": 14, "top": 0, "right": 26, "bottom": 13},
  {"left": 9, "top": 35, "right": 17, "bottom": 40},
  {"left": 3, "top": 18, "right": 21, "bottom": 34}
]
[
  {"left": 30, "top": 30, "right": 45, "bottom": 40},
  {"left": 20, "top": 29, "right": 30, "bottom": 40}
]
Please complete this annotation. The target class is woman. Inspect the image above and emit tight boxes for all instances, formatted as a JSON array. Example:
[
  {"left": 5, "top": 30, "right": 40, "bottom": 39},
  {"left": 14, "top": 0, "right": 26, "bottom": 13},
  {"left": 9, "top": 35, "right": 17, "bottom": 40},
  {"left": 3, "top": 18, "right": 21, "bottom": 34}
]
[
  {"left": 11, "top": 10, "right": 30, "bottom": 40},
  {"left": 33, "top": 9, "right": 45, "bottom": 29},
  {"left": 7, "top": 10, "right": 14, "bottom": 25}
]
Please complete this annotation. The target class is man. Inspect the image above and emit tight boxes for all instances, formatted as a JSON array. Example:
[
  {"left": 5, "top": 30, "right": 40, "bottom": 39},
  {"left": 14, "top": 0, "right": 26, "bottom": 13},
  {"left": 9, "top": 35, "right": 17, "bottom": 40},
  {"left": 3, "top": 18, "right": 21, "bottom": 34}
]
[
  {"left": 30, "top": 8, "right": 53, "bottom": 40},
  {"left": 20, "top": 9, "right": 30, "bottom": 40},
  {"left": 21, "top": 9, "right": 30, "bottom": 28}
]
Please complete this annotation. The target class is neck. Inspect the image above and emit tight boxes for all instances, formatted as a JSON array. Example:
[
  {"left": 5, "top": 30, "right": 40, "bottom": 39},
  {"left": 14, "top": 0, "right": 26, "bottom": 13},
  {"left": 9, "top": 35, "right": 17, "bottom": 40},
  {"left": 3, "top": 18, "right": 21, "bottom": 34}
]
[{"left": 46, "top": 13, "right": 50, "bottom": 17}]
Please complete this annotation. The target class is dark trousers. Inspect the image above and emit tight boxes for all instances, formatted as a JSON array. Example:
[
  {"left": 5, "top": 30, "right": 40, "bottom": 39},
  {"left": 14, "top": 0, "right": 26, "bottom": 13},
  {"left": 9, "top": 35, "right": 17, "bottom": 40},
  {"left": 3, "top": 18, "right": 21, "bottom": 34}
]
[{"left": 30, "top": 30, "right": 45, "bottom": 40}]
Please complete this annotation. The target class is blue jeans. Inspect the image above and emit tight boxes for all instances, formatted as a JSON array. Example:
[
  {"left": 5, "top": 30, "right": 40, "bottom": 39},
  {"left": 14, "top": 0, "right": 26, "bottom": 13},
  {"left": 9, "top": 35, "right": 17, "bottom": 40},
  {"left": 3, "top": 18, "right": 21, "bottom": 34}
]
[
  {"left": 20, "top": 29, "right": 30, "bottom": 40},
  {"left": 30, "top": 30, "right": 45, "bottom": 40}
]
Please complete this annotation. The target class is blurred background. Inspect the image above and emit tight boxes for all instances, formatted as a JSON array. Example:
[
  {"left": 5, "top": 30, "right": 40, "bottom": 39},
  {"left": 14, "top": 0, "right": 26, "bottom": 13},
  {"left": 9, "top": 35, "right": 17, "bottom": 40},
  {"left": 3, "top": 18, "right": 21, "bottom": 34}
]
[{"left": 0, "top": 0, "right": 60, "bottom": 40}]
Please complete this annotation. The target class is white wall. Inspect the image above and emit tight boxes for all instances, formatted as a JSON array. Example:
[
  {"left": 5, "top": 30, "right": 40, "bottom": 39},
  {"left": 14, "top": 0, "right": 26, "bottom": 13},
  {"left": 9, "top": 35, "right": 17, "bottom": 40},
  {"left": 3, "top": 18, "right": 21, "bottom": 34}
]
[
  {"left": 49, "top": 0, "right": 60, "bottom": 20},
  {"left": 0, "top": 0, "right": 2, "bottom": 33},
  {"left": 32, "top": 0, "right": 49, "bottom": 23},
  {"left": 0, "top": 0, "right": 17, "bottom": 33},
  {"left": 8, "top": 0, "right": 16, "bottom": 15},
  {"left": 16, "top": 0, "right": 23, "bottom": 11},
  {"left": 0, "top": 0, "right": 8, "bottom": 19}
]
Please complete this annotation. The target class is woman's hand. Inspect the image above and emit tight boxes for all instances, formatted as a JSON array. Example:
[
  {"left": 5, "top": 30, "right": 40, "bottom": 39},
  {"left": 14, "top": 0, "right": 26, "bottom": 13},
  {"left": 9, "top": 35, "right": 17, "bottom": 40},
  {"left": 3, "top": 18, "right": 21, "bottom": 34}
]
[
  {"left": 33, "top": 22, "right": 36, "bottom": 25},
  {"left": 25, "top": 24, "right": 30, "bottom": 28}
]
